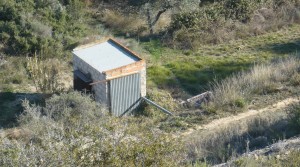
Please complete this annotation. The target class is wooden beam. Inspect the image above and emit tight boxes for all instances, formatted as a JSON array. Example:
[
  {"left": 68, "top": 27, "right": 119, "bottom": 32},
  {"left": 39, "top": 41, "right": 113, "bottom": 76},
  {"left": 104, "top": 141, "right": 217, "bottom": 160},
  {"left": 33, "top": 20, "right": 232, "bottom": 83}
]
[
  {"left": 89, "top": 71, "right": 140, "bottom": 86},
  {"left": 89, "top": 79, "right": 108, "bottom": 86}
]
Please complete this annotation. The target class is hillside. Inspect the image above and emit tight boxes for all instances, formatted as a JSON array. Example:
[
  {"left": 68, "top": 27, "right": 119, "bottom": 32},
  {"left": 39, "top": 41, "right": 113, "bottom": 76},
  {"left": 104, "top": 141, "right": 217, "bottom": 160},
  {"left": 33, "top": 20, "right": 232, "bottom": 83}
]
[{"left": 1, "top": 0, "right": 300, "bottom": 166}]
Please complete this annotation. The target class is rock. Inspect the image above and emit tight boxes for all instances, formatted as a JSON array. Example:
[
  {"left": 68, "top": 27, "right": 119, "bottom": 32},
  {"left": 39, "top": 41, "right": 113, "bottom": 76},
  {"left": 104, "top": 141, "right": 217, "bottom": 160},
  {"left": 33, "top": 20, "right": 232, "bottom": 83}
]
[{"left": 186, "top": 91, "right": 212, "bottom": 108}]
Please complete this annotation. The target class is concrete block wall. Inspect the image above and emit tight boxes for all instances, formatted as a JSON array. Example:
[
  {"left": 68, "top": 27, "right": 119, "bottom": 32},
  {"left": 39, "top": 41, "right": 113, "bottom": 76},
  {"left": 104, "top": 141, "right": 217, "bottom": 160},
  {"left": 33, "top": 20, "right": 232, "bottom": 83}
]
[
  {"left": 73, "top": 55, "right": 109, "bottom": 105},
  {"left": 140, "top": 66, "right": 146, "bottom": 97}
]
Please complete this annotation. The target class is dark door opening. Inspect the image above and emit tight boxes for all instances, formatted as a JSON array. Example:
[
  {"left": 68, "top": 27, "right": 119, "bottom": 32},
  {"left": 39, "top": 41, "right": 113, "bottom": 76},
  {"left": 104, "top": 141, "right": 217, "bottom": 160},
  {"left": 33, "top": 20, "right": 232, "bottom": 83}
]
[{"left": 74, "top": 70, "right": 92, "bottom": 93}]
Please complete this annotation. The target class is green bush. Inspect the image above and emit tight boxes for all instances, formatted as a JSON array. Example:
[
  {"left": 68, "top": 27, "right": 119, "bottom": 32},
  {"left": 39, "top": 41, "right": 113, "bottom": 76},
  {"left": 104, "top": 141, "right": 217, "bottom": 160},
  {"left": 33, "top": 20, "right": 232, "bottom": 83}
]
[
  {"left": 0, "top": 0, "right": 90, "bottom": 57},
  {"left": 224, "top": 0, "right": 261, "bottom": 22}
]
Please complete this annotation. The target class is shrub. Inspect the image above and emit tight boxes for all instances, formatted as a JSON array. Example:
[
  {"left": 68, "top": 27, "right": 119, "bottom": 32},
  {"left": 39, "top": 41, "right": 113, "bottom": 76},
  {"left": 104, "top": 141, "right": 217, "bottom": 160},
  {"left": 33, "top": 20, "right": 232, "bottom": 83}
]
[
  {"left": 224, "top": 0, "right": 261, "bottom": 22},
  {"left": 26, "top": 56, "right": 64, "bottom": 93},
  {"left": 0, "top": 0, "right": 92, "bottom": 57},
  {"left": 0, "top": 92, "right": 183, "bottom": 166},
  {"left": 167, "top": 0, "right": 300, "bottom": 48}
]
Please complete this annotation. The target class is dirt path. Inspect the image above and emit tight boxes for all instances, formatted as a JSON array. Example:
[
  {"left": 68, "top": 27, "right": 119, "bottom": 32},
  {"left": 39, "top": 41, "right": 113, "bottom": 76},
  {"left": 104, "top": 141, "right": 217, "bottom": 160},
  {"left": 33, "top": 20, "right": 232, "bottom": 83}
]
[{"left": 181, "top": 97, "right": 300, "bottom": 137}]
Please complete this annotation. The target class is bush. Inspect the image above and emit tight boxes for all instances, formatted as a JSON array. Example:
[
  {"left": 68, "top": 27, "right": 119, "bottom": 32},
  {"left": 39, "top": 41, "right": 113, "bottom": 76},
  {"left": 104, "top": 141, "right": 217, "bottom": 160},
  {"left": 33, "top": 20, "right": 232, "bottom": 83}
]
[
  {"left": 0, "top": 92, "right": 183, "bottom": 166},
  {"left": 0, "top": 0, "right": 91, "bottom": 57},
  {"left": 26, "top": 56, "right": 64, "bottom": 93},
  {"left": 167, "top": 0, "right": 300, "bottom": 48},
  {"left": 224, "top": 0, "right": 261, "bottom": 22}
]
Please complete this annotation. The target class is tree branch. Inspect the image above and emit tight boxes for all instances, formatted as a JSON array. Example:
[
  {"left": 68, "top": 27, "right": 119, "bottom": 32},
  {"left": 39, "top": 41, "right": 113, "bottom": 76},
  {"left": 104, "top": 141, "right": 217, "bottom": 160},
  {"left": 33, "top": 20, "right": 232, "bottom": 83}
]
[{"left": 151, "top": 8, "right": 167, "bottom": 26}]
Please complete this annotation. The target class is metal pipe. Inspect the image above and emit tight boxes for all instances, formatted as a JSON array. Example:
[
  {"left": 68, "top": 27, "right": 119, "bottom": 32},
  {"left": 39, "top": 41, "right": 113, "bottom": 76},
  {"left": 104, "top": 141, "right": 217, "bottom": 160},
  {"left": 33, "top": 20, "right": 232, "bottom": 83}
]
[
  {"left": 119, "top": 98, "right": 142, "bottom": 117},
  {"left": 141, "top": 97, "right": 173, "bottom": 116}
]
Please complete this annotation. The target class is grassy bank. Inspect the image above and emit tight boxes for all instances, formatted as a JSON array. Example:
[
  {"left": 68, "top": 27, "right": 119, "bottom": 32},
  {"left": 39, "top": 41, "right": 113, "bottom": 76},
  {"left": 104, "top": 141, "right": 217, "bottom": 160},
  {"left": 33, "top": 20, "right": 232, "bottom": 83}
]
[{"left": 146, "top": 25, "right": 300, "bottom": 96}]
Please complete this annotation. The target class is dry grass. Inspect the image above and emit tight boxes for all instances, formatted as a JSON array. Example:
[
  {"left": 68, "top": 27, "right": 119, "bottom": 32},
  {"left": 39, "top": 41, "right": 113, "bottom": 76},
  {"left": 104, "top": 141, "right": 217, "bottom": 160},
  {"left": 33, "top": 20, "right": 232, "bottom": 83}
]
[
  {"left": 153, "top": 11, "right": 172, "bottom": 33},
  {"left": 26, "top": 56, "right": 72, "bottom": 93},
  {"left": 169, "top": 1, "right": 300, "bottom": 49},
  {"left": 185, "top": 109, "right": 293, "bottom": 165},
  {"left": 101, "top": 10, "right": 147, "bottom": 36},
  {"left": 247, "top": 2, "right": 300, "bottom": 35},
  {"left": 208, "top": 56, "right": 300, "bottom": 113}
]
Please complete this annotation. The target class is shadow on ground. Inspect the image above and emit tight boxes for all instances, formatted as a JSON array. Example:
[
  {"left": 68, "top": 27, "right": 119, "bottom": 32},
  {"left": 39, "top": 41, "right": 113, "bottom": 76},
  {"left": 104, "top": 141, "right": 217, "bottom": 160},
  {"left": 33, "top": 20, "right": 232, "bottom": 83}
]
[
  {"left": 257, "top": 39, "right": 300, "bottom": 54},
  {"left": 187, "top": 112, "right": 299, "bottom": 165},
  {"left": 0, "top": 92, "right": 45, "bottom": 128},
  {"left": 149, "top": 61, "right": 252, "bottom": 96}
]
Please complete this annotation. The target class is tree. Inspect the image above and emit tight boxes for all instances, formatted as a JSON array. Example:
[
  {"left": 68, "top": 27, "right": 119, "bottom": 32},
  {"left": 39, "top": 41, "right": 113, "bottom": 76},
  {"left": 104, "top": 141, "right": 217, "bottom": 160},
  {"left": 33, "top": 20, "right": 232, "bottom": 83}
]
[{"left": 144, "top": 0, "right": 175, "bottom": 35}]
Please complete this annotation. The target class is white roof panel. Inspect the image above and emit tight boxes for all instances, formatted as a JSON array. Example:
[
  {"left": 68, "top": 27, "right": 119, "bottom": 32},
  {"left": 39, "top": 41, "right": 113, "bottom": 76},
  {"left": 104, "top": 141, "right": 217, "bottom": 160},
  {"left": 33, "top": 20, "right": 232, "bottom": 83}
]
[{"left": 73, "top": 40, "right": 140, "bottom": 72}]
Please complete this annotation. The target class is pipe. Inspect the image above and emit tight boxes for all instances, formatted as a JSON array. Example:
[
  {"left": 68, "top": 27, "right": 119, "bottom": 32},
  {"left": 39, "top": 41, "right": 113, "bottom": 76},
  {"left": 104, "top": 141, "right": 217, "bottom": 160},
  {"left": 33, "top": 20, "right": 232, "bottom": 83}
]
[{"left": 141, "top": 97, "right": 173, "bottom": 116}]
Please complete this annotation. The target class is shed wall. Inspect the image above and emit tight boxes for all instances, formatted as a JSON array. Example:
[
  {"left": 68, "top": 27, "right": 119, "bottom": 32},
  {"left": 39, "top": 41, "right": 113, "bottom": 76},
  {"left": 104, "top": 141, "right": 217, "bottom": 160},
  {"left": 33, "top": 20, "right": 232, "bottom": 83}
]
[
  {"left": 109, "top": 73, "right": 141, "bottom": 116},
  {"left": 73, "top": 55, "right": 108, "bottom": 105},
  {"left": 140, "top": 66, "right": 146, "bottom": 97}
]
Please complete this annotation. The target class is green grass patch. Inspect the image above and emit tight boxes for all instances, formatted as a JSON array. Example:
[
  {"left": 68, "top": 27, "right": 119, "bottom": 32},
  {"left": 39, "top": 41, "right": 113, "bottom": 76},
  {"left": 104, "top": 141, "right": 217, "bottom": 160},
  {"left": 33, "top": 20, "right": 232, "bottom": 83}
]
[{"left": 145, "top": 25, "right": 300, "bottom": 96}]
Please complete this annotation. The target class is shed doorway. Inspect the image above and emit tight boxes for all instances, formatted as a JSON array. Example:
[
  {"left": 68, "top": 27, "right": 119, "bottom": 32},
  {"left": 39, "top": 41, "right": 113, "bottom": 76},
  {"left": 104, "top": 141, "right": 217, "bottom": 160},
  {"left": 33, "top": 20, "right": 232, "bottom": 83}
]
[{"left": 74, "top": 70, "right": 92, "bottom": 93}]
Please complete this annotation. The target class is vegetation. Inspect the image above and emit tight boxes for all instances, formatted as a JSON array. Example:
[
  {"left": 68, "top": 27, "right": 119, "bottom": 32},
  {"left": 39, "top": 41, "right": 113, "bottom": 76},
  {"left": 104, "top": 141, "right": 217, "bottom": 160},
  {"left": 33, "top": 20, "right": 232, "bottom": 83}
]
[
  {"left": 26, "top": 56, "right": 64, "bottom": 93},
  {"left": 0, "top": 92, "right": 183, "bottom": 166},
  {"left": 169, "top": 0, "right": 300, "bottom": 48},
  {"left": 0, "top": 0, "right": 94, "bottom": 57},
  {"left": 185, "top": 108, "right": 299, "bottom": 165},
  {"left": 233, "top": 151, "right": 300, "bottom": 167},
  {"left": 208, "top": 56, "right": 300, "bottom": 113},
  {"left": 1, "top": 0, "right": 300, "bottom": 166}
]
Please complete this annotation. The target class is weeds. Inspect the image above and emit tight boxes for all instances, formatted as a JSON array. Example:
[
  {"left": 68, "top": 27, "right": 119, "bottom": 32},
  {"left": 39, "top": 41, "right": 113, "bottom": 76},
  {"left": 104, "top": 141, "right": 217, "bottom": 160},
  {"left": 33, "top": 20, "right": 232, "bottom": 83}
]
[
  {"left": 100, "top": 10, "right": 147, "bottom": 36},
  {"left": 168, "top": 0, "right": 300, "bottom": 49},
  {"left": 208, "top": 57, "right": 300, "bottom": 113},
  {"left": 186, "top": 109, "right": 295, "bottom": 165},
  {"left": 26, "top": 56, "right": 63, "bottom": 93}
]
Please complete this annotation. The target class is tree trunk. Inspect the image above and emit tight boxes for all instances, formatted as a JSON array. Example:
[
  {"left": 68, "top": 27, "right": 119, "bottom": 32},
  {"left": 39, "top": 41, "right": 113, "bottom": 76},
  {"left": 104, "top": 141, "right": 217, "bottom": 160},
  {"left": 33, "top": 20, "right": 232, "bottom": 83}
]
[{"left": 146, "top": 6, "right": 168, "bottom": 35}]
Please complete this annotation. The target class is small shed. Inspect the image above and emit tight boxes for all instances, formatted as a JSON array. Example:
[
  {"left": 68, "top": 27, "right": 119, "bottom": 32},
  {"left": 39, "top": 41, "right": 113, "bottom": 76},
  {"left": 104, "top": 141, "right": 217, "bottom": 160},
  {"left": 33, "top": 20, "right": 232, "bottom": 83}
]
[{"left": 72, "top": 38, "right": 146, "bottom": 116}]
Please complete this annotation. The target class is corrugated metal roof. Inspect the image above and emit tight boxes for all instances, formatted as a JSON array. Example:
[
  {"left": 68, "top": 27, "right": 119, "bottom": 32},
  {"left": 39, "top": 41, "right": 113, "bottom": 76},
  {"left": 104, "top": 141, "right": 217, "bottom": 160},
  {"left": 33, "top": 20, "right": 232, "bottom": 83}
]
[{"left": 73, "top": 39, "right": 141, "bottom": 72}]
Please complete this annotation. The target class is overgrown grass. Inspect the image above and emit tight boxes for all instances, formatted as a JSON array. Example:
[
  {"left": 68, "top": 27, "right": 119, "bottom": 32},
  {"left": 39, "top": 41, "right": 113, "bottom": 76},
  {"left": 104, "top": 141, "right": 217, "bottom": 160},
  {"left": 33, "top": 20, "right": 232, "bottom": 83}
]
[
  {"left": 168, "top": 0, "right": 300, "bottom": 49},
  {"left": 145, "top": 24, "right": 300, "bottom": 97},
  {"left": 100, "top": 9, "right": 147, "bottom": 36},
  {"left": 185, "top": 106, "right": 299, "bottom": 165},
  {"left": 208, "top": 56, "right": 300, "bottom": 113},
  {"left": 0, "top": 56, "right": 72, "bottom": 128}
]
